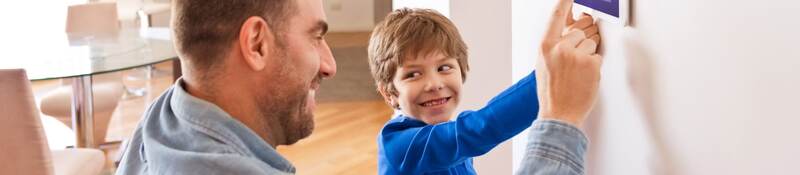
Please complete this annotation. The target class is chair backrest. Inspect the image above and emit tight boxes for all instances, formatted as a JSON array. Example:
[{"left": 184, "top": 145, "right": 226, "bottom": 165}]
[
  {"left": 0, "top": 69, "right": 55, "bottom": 175},
  {"left": 141, "top": 3, "right": 172, "bottom": 28},
  {"left": 65, "top": 2, "right": 120, "bottom": 35}
]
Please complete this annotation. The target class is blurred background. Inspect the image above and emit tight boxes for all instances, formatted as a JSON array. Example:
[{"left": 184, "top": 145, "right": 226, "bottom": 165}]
[{"left": 3, "top": 0, "right": 798, "bottom": 175}]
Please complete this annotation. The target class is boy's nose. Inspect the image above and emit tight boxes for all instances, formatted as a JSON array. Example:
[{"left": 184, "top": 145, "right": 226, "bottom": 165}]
[{"left": 423, "top": 76, "right": 445, "bottom": 92}]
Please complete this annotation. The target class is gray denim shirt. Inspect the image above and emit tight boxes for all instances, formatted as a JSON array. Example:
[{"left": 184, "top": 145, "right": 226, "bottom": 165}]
[
  {"left": 516, "top": 120, "right": 589, "bottom": 175},
  {"left": 115, "top": 79, "right": 295, "bottom": 175}
]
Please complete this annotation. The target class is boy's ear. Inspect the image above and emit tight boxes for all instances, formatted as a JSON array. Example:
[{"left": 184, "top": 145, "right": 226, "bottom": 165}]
[{"left": 377, "top": 85, "right": 398, "bottom": 109}]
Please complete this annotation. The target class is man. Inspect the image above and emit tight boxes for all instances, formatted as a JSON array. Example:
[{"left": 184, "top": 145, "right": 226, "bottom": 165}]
[
  {"left": 116, "top": 0, "right": 602, "bottom": 174},
  {"left": 116, "top": 0, "right": 335, "bottom": 174}
]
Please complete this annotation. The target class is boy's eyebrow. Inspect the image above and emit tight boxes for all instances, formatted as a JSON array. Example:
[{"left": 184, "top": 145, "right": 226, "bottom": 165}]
[
  {"left": 400, "top": 64, "right": 422, "bottom": 69},
  {"left": 437, "top": 57, "right": 456, "bottom": 63},
  {"left": 400, "top": 56, "right": 455, "bottom": 69}
]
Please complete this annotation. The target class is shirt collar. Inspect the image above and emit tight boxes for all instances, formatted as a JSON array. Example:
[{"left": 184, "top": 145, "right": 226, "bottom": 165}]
[{"left": 169, "top": 78, "right": 296, "bottom": 173}]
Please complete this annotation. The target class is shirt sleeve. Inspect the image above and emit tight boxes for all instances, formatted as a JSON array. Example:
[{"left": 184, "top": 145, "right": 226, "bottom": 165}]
[
  {"left": 515, "top": 119, "right": 589, "bottom": 175},
  {"left": 381, "top": 71, "right": 539, "bottom": 173}
]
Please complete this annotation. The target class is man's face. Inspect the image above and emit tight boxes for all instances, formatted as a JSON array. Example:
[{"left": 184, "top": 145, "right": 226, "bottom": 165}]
[
  {"left": 256, "top": 0, "right": 336, "bottom": 145},
  {"left": 390, "top": 52, "right": 462, "bottom": 124}
]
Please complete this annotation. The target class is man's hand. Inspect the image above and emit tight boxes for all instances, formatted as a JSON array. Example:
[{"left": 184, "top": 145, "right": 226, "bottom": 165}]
[{"left": 536, "top": 0, "right": 603, "bottom": 128}]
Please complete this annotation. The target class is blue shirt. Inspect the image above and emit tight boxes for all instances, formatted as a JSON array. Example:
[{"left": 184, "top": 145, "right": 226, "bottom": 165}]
[
  {"left": 115, "top": 79, "right": 296, "bottom": 175},
  {"left": 378, "top": 71, "right": 588, "bottom": 175}
]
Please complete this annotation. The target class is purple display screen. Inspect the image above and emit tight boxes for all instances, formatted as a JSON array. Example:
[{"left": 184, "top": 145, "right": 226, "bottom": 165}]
[{"left": 575, "top": 0, "right": 619, "bottom": 17}]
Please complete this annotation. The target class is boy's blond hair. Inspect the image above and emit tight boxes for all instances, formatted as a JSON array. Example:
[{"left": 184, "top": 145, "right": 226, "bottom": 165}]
[{"left": 367, "top": 8, "right": 469, "bottom": 101}]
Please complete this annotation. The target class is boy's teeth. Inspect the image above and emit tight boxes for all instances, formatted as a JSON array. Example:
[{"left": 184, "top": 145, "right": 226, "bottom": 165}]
[{"left": 423, "top": 98, "right": 448, "bottom": 107}]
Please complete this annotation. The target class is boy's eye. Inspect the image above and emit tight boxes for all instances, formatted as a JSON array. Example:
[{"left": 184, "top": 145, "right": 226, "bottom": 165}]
[
  {"left": 404, "top": 72, "right": 421, "bottom": 79},
  {"left": 438, "top": 65, "right": 453, "bottom": 72}
]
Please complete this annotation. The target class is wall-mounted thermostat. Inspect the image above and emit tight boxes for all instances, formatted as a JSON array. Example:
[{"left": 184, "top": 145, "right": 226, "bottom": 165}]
[{"left": 574, "top": 0, "right": 628, "bottom": 26}]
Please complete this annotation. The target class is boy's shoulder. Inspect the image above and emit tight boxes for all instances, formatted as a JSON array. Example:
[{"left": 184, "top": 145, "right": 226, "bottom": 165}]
[{"left": 382, "top": 115, "right": 427, "bottom": 131}]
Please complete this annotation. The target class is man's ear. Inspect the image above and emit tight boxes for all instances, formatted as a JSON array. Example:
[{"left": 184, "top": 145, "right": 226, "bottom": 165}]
[
  {"left": 238, "top": 16, "right": 275, "bottom": 71},
  {"left": 377, "top": 85, "right": 398, "bottom": 109}
]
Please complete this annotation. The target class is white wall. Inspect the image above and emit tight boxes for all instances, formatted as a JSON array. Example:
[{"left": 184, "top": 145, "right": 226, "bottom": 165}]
[
  {"left": 323, "top": 0, "right": 374, "bottom": 32},
  {"left": 512, "top": 0, "right": 800, "bottom": 174},
  {"left": 510, "top": 0, "right": 551, "bottom": 172},
  {"left": 449, "top": 1, "right": 514, "bottom": 174}
]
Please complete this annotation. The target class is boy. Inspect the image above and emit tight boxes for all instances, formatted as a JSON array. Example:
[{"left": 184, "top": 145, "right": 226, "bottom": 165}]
[{"left": 367, "top": 8, "right": 598, "bottom": 174}]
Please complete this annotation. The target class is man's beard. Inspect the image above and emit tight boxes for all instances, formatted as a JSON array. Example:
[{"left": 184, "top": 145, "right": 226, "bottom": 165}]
[{"left": 254, "top": 61, "right": 322, "bottom": 146}]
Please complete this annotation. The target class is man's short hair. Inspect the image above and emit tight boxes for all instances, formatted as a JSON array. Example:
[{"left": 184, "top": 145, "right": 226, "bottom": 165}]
[
  {"left": 367, "top": 8, "right": 470, "bottom": 96},
  {"left": 172, "top": 0, "right": 295, "bottom": 72}
]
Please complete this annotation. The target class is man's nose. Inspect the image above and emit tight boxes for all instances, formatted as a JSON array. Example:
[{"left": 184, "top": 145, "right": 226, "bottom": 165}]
[{"left": 319, "top": 41, "right": 337, "bottom": 79}]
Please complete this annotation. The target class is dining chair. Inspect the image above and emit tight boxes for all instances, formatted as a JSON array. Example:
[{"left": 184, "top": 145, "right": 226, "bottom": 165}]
[
  {"left": 65, "top": 2, "right": 120, "bottom": 35},
  {"left": 0, "top": 69, "right": 106, "bottom": 175}
]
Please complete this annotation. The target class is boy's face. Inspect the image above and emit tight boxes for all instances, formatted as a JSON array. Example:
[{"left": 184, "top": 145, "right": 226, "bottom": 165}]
[{"left": 387, "top": 52, "right": 463, "bottom": 124}]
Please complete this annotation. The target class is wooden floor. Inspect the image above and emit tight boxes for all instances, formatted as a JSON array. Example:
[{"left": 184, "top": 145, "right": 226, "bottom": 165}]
[
  {"left": 29, "top": 32, "right": 389, "bottom": 174},
  {"left": 278, "top": 101, "right": 392, "bottom": 175}
]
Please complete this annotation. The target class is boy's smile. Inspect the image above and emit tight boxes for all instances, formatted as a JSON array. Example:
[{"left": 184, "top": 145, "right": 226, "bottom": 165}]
[
  {"left": 419, "top": 96, "right": 451, "bottom": 107},
  {"left": 388, "top": 52, "right": 463, "bottom": 124}
]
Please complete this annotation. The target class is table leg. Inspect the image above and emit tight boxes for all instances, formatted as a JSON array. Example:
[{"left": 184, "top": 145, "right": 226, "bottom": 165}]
[{"left": 71, "top": 75, "right": 96, "bottom": 148}]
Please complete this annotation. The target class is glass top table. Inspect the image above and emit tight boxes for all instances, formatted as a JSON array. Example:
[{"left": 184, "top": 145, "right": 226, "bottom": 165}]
[
  {"left": 0, "top": 28, "right": 177, "bottom": 80},
  {"left": 0, "top": 27, "right": 178, "bottom": 148}
]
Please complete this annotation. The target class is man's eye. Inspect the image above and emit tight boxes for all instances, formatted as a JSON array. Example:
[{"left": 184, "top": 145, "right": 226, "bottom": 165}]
[
  {"left": 313, "top": 36, "right": 325, "bottom": 46},
  {"left": 438, "top": 65, "right": 453, "bottom": 72}
]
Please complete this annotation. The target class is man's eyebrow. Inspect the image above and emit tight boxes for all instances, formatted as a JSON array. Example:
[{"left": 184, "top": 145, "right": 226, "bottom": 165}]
[{"left": 311, "top": 20, "right": 328, "bottom": 36}]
